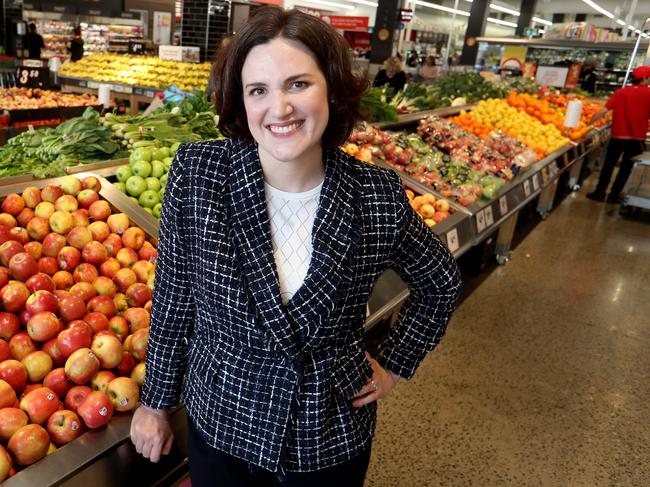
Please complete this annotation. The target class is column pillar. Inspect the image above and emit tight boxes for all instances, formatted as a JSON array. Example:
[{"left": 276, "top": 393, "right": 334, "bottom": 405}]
[
  {"left": 515, "top": 0, "right": 537, "bottom": 37},
  {"left": 459, "top": 0, "right": 488, "bottom": 66},
  {"left": 369, "top": 0, "right": 400, "bottom": 64},
  {"left": 180, "top": 0, "right": 230, "bottom": 62}
]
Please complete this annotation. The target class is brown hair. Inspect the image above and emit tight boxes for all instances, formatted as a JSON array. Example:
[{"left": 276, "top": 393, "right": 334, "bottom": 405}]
[{"left": 212, "top": 7, "right": 368, "bottom": 149}]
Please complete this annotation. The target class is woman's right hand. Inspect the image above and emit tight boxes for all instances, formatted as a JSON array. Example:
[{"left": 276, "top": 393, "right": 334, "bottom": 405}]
[{"left": 130, "top": 405, "right": 174, "bottom": 463}]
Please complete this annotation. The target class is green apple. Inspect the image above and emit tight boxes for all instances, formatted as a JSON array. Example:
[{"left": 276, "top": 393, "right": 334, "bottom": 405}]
[
  {"left": 143, "top": 207, "right": 153, "bottom": 215},
  {"left": 113, "top": 182, "right": 126, "bottom": 193},
  {"left": 152, "top": 203, "right": 162, "bottom": 219},
  {"left": 145, "top": 177, "right": 161, "bottom": 192},
  {"left": 129, "top": 147, "right": 153, "bottom": 164},
  {"left": 170, "top": 142, "right": 181, "bottom": 155},
  {"left": 159, "top": 173, "right": 168, "bottom": 187},
  {"left": 128, "top": 196, "right": 139, "bottom": 205},
  {"left": 116, "top": 165, "right": 133, "bottom": 183},
  {"left": 151, "top": 160, "right": 165, "bottom": 178},
  {"left": 139, "top": 190, "right": 160, "bottom": 208},
  {"left": 163, "top": 157, "right": 173, "bottom": 172},
  {"left": 131, "top": 160, "right": 152, "bottom": 178},
  {"left": 159, "top": 147, "right": 171, "bottom": 158},
  {"left": 152, "top": 148, "right": 167, "bottom": 162},
  {"left": 125, "top": 175, "right": 147, "bottom": 197}
]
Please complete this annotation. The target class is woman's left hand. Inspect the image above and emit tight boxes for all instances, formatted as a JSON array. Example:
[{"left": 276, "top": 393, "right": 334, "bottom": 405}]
[{"left": 351, "top": 352, "right": 401, "bottom": 408}]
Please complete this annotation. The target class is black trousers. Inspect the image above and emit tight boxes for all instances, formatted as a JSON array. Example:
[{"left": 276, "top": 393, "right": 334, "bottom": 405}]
[
  {"left": 594, "top": 138, "right": 646, "bottom": 197},
  {"left": 187, "top": 417, "right": 371, "bottom": 487}
]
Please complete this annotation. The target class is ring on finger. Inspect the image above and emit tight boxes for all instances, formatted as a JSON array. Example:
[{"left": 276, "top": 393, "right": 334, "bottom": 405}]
[{"left": 371, "top": 379, "right": 378, "bottom": 391}]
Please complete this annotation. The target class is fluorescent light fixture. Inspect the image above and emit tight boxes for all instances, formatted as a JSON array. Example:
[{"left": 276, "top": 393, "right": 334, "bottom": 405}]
[
  {"left": 300, "top": 0, "right": 355, "bottom": 9},
  {"left": 487, "top": 17, "right": 517, "bottom": 27},
  {"left": 413, "top": 0, "right": 470, "bottom": 16},
  {"left": 616, "top": 19, "right": 626, "bottom": 26},
  {"left": 533, "top": 17, "right": 552, "bottom": 26},
  {"left": 346, "top": 0, "right": 378, "bottom": 6},
  {"left": 581, "top": 0, "right": 614, "bottom": 19},
  {"left": 490, "top": 4, "right": 519, "bottom": 16}
]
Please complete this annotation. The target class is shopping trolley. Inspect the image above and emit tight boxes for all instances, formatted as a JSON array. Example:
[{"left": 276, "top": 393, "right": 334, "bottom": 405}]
[{"left": 620, "top": 150, "right": 650, "bottom": 214}]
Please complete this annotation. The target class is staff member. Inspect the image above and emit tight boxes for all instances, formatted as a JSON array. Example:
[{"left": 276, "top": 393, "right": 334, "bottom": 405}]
[
  {"left": 587, "top": 66, "right": 650, "bottom": 204},
  {"left": 130, "top": 7, "right": 461, "bottom": 485},
  {"left": 373, "top": 56, "right": 407, "bottom": 94},
  {"left": 23, "top": 23, "right": 45, "bottom": 60}
]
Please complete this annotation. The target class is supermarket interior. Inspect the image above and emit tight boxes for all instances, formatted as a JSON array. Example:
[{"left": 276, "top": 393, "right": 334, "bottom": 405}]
[{"left": 0, "top": 0, "right": 649, "bottom": 485}]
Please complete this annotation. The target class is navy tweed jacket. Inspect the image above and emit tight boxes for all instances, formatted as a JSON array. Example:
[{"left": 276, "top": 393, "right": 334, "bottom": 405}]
[{"left": 140, "top": 138, "right": 461, "bottom": 473}]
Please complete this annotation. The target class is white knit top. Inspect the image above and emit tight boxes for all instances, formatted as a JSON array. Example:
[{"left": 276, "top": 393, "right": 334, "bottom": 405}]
[{"left": 265, "top": 181, "right": 323, "bottom": 305}]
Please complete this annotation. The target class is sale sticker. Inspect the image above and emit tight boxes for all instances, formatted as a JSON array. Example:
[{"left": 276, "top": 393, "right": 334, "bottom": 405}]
[
  {"left": 499, "top": 196, "right": 508, "bottom": 216},
  {"left": 523, "top": 179, "right": 532, "bottom": 197},
  {"left": 446, "top": 228, "right": 459, "bottom": 253},
  {"left": 484, "top": 205, "right": 494, "bottom": 227},
  {"left": 476, "top": 210, "right": 486, "bottom": 233}
]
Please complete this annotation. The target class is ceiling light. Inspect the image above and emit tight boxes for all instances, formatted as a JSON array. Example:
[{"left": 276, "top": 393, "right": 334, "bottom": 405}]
[
  {"left": 299, "top": 0, "right": 355, "bottom": 9},
  {"left": 413, "top": 1, "right": 470, "bottom": 16},
  {"left": 532, "top": 17, "right": 552, "bottom": 26},
  {"left": 616, "top": 19, "right": 626, "bottom": 26},
  {"left": 490, "top": 4, "right": 519, "bottom": 16},
  {"left": 346, "top": 0, "right": 378, "bottom": 6},
  {"left": 487, "top": 17, "right": 517, "bottom": 27},
  {"left": 581, "top": 0, "right": 614, "bottom": 19}
]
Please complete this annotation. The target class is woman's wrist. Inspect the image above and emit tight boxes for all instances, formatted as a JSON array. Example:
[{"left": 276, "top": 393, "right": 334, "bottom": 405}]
[{"left": 139, "top": 405, "right": 170, "bottom": 417}]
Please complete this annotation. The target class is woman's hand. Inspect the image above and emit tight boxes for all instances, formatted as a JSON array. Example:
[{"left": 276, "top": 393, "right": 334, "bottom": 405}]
[
  {"left": 351, "top": 352, "right": 401, "bottom": 408},
  {"left": 130, "top": 405, "right": 174, "bottom": 463}
]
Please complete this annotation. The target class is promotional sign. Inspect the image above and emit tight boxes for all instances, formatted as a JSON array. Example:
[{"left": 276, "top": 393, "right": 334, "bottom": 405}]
[
  {"left": 158, "top": 45, "right": 200, "bottom": 63},
  {"left": 128, "top": 40, "right": 145, "bottom": 55},
  {"left": 399, "top": 9, "right": 413, "bottom": 22},
  {"left": 564, "top": 63, "right": 582, "bottom": 90},
  {"left": 153, "top": 11, "right": 172, "bottom": 46},
  {"left": 535, "top": 66, "right": 569, "bottom": 87},
  {"left": 321, "top": 16, "right": 369, "bottom": 31},
  {"left": 16, "top": 65, "right": 49, "bottom": 88},
  {"left": 500, "top": 46, "right": 528, "bottom": 72}
]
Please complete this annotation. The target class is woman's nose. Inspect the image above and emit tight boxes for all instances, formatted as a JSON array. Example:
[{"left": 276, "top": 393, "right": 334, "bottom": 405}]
[{"left": 271, "top": 92, "right": 293, "bottom": 117}]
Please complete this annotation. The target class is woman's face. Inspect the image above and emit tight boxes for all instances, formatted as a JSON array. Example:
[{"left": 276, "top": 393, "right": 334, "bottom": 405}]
[{"left": 241, "top": 37, "right": 329, "bottom": 167}]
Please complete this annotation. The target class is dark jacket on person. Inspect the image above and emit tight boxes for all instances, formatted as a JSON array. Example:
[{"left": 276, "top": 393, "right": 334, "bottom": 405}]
[
  {"left": 140, "top": 138, "right": 461, "bottom": 473},
  {"left": 23, "top": 32, "right": 45, "bottom": 59},
  {"left": 373, "top": 69, "right": 406, "bottom": 93},
  {"left": 69, "top": 37, "right": 84, "bottom": 62},
  {"left": 579, "top": 68, "right": 597, "bottom": 95}
]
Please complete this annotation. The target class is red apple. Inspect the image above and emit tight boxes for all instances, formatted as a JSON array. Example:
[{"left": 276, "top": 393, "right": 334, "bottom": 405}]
[
  {"left": 86, "top": 295, "right": 116, "bottom": 318},
  {"left": 26, "top": 312, "right": 63, "bottom": 343},
  {"left": 125, "top": 283, "right": 152, "bottom": 308},
  {"left": 67, "top": 319, "right": 93, "bottom": 336},
  {"left": 82, "top": 176, "right": 101, "bottom": 192},
  {"left": 52, "top": 271, "right": 74, "bottom": 290},
  {"left": 48, "top": 211, "right": 74, "bottom": 235},
  {"left": 18, "top": 308, "right": 33, "bottom": 327},
  {"left": 0, "top": 379, "right": 17, "bottom": 408},
  {"left": 41, "top": 185, "right": 63, "bottom": 204},
  {"left": 21, "top": 351, "right": 53, "bottom": 382},
  {"left": 7, "top": 227, "right": 29, "bottom": 245},
  {"left": 60, "top": 176, "right": 82, "bottom": 196},
  {"left": 43, "top": 368, "right": 74, "bottom": 399},
  {"left": 102, "top": 233, "right": 123, "bottom": 257},
  {"left": 76, "top": 189, "right": 99, "bottom": 209},
  {"left": 0, "top": 408, "right": 28, "bottom": 442},
  {"left": 0, "top": 281, "right": 30, "bottom": 312},
  {"left": 88, "top": 221, "right": 110, "bottom": 242},
  {"left": 8, "top": 252, "right": 38, "bottom": 282},
  {"left": 64, "top": 348, "right": 100, "bottom": 384},
  {"left": 0, "top": 341, "right": 9, "bottom": 362},
  {"left": 0, "top": 241, "right": 25, "bottom": 267},
  {"left": 64, "top": 385, "right": 91, "bottom": 413},
  {"left": 34, "top": 201, "right": 55, "bottom": 220},
  {"left": 115, "top": 247, "right": 138, "bottom": 268},
  {"left": 90, "top": 370, "right": 116, "bottom": 393},
  {"left": 56, "top": 326, "right": 92, "bottom": 358},
  {"left": 25, "top": 290, "right": 58, "bottom": 314},
  {"left": 19, "top": 387, "right": 59, "bottom": 425},
  {"left": 132, "top": 260, "right": 155, "bottom": 283},
  {"left": 115, "top": 351, "right": 135, "bottom": 376},
  {"left": 113, "top": 268, "right": 137, "bottom": 292},
  {"left": 0, "top": 313, "right": 20, "bottom": 341},
  {"left": 41, "top": 338, "right": 66, "bottom": 367},
  {"left": 121, "top": 227, "right": 145, "bottom": 250},
  {"left": 107, "top": 377, "right": 139, "bottom": 412},
  {"left": 0, "top": 360, "right": 27, "bottom": 391},
  {"left": 83, "top": 312, "right": 109, "bottom": 334},
  {"left": 1, "top": 194, "right": 25, "bottom": 216},
  {"left": 25, "top": 272, "right": 56, "bottom": 293},
  {"left": 22, "top": 187, "right": 42, "bottom": 209},
  {"left": 16, "top": 208, "right": 34, "bottom": 227},
  {"left": 46, "top": 409, "right": 83, "bottom": 445},
  {"left": 0, "top": 268, "right": 9, "bottom": 289},
  {"left": 77, "top": 391, "right": 113, "bottom": 429},
  {"left": 42, "top": 232, "right": 66, "bottom": 257},
  {"left": 57, "top": 246, "right": 81, "bottom": 271},
  {"left": 58, "top": 295, "right": 87, "bottom": 323},
  {"left": 87, "top": 200, "right": 111, "bottom": 222},
  {"left": 113, "top": 293, "right": 128, "bottom": 314},
  {"left": 82, "top": 241, "right": 108, "bottom": 266},
  {"left": 138, "top": 241, "right": 157, "bottom": 262},
  {"left": 99, "top": 257, "right": 121, "bottom": 278},
  {"left": 72, "top": 263, "right": 99, "bottom": 284},
  {"left": 23, "top": 241, "right": 42, "bottom": 260},
  {"left": 91, "top": 334, "right": 123, "bottom": 369},
  {"left": 107, "top": 213, "right": 130, "bottom": 235},
  {"left": 37, "top": 257, "right": 59, "bottom": 276},
  {"left": 70, "top": 209, "right": 90, "bottom": 228},
  {"left": 0, "top": 444, "right": 10, "bottom": 481},
  {"left": 0, "top": 214, "right": 16, "bottom": 229},
  {"left": 130, "top": 363, "right": 145, "bottom": 386},
  {"left": 93, "top": 276, "right": 116, "bottom": 297},
  {"left": 66, "top": 226, "right": 92, "bottom": 250},
  {"left": 130, "top": 328, "right": 149, "bottom": 361},
  {"left": 8, "top": 423, "right": 50, "bottom": 465},
  {"left": 69, "top": 281, "right": 96, "bottom": 303}
]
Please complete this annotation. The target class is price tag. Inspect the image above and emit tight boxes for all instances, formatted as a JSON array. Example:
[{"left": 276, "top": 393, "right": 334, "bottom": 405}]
[
  {"left": 445, "top": 228, "right": 459, "bottom": 253},
  {"left": 484, "top": 205, "right": 494, "bottom": 227},
  {"left": 28, "top": 125, "right": 35, "bottom": 132},
  {"left": 128, "top": 41, "right": 145, "bottom": 55},
  {"left": 88, "top": 81, "right": 99, "bottom": 89},
  {"left": 15, "top": 66, "right": 49, "bottom": 88},
  {"left": 532, "top": 174, "right": 540, "bottom": 191},
  {"left": 499, "top": 196, "right": 508, "bottom": 216},
  {"left": 476, "top": 210, "right": 486, "bottom": 233},
  {"left": 523, "top": 179, "right": 532, "bottom": 197}
]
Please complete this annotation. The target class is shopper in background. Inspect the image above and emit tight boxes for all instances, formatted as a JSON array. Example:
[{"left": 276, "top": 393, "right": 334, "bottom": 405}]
[
  {"left": 23, "top": 23, "right": 44, "bottom": 60},
  {"left": 579, "top": 59, "right": 598, "bottom": 95},
  {"left": 130, "top": 6, "right": 461, "bottom": 486},
  {"left": 68, "top": 26, "right": 84, "bottom": 62},
  {"left": 418, "top": 55, "right": 438, "bottom": 81},
  {"left": 586, "top": 66, "right": 650, "bottom": 204},
  {"left": 373, "top": 56, "right": 407, "bottom": 93}
]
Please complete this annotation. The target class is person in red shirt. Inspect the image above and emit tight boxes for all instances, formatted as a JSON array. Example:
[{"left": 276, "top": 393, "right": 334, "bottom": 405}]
[{"left": 587, "top": 66, "right": 650, "bottom": 203}]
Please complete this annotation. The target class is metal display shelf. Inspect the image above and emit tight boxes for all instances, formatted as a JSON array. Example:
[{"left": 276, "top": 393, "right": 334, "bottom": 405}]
[
  {"left": 0, "top": 159, "right": 129, "bottom": 187},
  {"left": 475, "top": 37, "right": 650, "bottom": 53},
  {"left": 374, "top": 104, "right": 474, "bottom": 130}
]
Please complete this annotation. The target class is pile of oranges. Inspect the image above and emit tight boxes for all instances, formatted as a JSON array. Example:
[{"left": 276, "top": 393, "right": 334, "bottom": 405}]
[{"left": 448, "top": 113, "right": 494, "bottom": 139}]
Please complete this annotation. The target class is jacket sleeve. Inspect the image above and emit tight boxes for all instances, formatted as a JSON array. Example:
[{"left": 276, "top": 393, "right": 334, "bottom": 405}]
[
  {"left": 377, "top": 172, "right": 462, "bottom": 379},
  {"left": 140, "top": 144, "right": 197, "bottom": 409}
]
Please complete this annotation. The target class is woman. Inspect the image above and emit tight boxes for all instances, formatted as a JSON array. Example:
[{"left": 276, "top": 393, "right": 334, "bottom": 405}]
[
  {"left": 68, "top": 26, "right": 84, "bottom": 62},
  {"left": 418, "top": 55, "right": 438, "bottom": 81},
  {"left": 372, "top": 56, "right": 407, "bottom": 93},
  {"left": 130, "top": 7, "right": 461, "bottom": 485}
]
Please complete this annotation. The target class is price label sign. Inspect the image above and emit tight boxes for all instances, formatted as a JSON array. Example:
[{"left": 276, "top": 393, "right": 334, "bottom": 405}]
[
  {"left": 484, "top": 205, "right": 494, "bottom": 227},
  {"left": 499, "top": 196, "right": 508, "bottom": 216},
  {"left": 16, "top": 66, "right": 49, "bottom": 88},
  {"left": 523, "top": 179, "right": 532, "bottom": 197},
  {"left": 445, "top": 228, "right": 459, "bottom": 253},
  {"left": 476, "top": 210, "right": 486, "bottom": 233},
  {"left": 128, "top": 41, "right": 145, "bottom": 55},
  {"left": 532, "top": 174, "right": 540, "bottom": 191}
]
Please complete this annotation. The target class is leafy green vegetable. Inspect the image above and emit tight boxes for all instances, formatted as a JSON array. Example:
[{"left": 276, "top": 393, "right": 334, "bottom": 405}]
[{"left": 359, "top": 86, "right": 398, "bottom": 122}]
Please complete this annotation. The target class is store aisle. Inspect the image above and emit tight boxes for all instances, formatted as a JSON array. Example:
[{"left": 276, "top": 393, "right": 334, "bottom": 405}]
[{"left": 365, "top": 177, "right": 650, "bottom": 486}]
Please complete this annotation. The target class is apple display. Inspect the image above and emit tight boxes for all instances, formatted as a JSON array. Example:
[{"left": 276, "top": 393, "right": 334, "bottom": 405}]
[
  {"left": 19, "top": 386, "right": 59, "bottom": 424},
  {"left": 64, "top": 348, "right": 100, "bottom": 384},
  {"left": 0, "top": 408, "right": 28, "bottom": 442},
  {"left": 77, "top": 391, "right": 114, "bottom": 429},
  {"left": 46, "top": 409, "right": 83, "bottom": 445},
  {"left": 7, "top": 424, "right": 50, "bottom": 465}
]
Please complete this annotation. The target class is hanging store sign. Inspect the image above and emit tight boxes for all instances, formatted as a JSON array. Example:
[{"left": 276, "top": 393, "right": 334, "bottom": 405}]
[
  {"left": 321, "top": 16, "right": 369, "bottom": 31},
  {"left": 399, "top": 9, "right": 413, "bottom": 22},
  {"left": 153, "top": 11, "right": 172, "bottom": 46}
]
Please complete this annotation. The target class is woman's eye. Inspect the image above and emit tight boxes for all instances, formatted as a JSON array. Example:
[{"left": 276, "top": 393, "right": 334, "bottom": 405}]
[
  {"left": 290, "top": 81, "right": 308, "bottom": 90},
  {"left": 249, "top": 87, "right": 265, "bottom": 96}
]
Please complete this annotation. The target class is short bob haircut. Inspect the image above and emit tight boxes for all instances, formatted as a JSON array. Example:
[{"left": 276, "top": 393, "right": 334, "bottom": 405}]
[{"left": 212, "top": 7, "right": 368, "bottom": 149}]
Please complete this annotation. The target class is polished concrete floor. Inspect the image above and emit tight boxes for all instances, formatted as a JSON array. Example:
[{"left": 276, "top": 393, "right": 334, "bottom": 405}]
[{"left": 366, "top": 174, "right": 650, "bottom": 486}]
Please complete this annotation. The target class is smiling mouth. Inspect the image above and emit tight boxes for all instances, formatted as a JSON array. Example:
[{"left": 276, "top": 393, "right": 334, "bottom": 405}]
[{"left": 266, "top": 120, "right": 304, "bottom": 135}]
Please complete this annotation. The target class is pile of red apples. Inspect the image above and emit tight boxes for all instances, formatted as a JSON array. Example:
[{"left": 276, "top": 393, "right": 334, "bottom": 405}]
[{"left": 0, "top": 175, "right": 156, "bottom": 480}]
